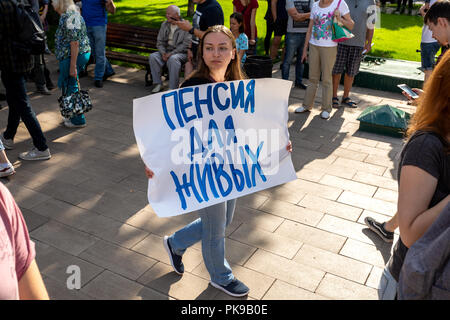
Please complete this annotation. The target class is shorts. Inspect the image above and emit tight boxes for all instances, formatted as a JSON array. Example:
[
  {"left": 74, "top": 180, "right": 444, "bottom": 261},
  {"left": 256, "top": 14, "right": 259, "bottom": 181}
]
[
  {"left": 420, "top": 42, "right": 440, "bottom": 70},
  {"left": 273, "top": 19, "right": 288, "bottom": 37},
  {"left": 332, "top": 44, "right": 364, "bottom": 77}
]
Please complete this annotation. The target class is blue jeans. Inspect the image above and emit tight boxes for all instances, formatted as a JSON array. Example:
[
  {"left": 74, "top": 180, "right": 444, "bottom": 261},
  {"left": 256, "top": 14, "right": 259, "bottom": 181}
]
[
  {"left": 58, "top": 52, "right": 91, "bottom": 125},
  {"left": 420, "top": 42, "right": 440, "bottom": 70},
  {"left": 281, "top": 32, "right": 306, "bottom": 85},
  {"left": 1, "top": 71, "right": 48, "bottom": 151},
  {"left": 86, "top": 25, "right": 114, "bottom": 80},
  {"left": 168, "top": 199, "right": 237, "bottom": 286},
  {"left": 378, "top": 264, "right": 398, "bottom": 300}
]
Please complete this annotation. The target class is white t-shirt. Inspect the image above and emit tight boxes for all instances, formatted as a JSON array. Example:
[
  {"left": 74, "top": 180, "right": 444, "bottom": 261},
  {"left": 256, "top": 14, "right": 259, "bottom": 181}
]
[
  {"left": 421, "top": 0, "right": 438, "bottom": 43},
  {"left": 309, "top": 0, "right": 350, "bottom": 47}
]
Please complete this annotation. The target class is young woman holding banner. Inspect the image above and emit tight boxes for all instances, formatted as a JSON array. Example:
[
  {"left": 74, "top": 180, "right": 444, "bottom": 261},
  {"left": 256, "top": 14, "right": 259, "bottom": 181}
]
[{"left": 145, "top": 25, "right": 292, "bottom": 298}]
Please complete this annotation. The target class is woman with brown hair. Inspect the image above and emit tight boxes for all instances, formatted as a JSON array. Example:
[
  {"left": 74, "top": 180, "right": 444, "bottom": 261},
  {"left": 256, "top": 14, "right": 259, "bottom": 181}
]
[
  {"left": 230, "top": 12, "right": 249, "bottom": 64},
  {"left": 377, "top": 50, "right": 450, "bottom": 300},
  {"left": 144, "top": 25, "right": 291, "bottom": 298},
  {"left": 183, "top": 25, "right": 247, "bottom": 85},
  {"left": 146, "top": 25, "right": 249, "bottom": 298}
]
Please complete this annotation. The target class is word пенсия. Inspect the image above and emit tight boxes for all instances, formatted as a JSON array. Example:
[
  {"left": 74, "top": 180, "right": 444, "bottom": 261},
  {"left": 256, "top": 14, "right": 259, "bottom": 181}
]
[{"left": 160, "top": 80, "right": 267, "bottom": 210}]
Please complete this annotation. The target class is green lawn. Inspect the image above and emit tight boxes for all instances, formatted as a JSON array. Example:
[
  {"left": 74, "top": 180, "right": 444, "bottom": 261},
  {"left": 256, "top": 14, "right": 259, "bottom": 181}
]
[
  {"left": 108, "top": 0, "right": 424, "bottom": 62},
  {"left": 372, "top": 13, "right": 423, "bottom": 61}
]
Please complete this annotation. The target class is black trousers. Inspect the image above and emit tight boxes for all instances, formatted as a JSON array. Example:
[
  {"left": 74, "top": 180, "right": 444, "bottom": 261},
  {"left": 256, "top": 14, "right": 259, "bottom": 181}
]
[
  {"left": 264, "top": 19, "right": 274, "bottom": 56},
  {"left": 1, "top": 71, "right": 48, "bottom": 151},
  {"left": 397, "top": 0, "right": 413, "bottom": 10},
  {"left": 32, "top": 54, "right": 53, "bottom": 90}
]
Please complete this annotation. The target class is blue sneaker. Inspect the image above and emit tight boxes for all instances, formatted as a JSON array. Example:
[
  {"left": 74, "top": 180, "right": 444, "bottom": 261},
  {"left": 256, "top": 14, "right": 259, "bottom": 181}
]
[
  {"left": 163, "top": 236, "right": 184, "bottom": 275},
  {"left": 210, "top": 279, "right": 249, "bottom": 297}
]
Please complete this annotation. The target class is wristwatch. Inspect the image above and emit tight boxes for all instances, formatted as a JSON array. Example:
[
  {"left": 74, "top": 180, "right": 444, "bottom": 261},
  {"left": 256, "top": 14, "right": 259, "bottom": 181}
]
[{"left": 189, "top": 27, "right": 195, "bottom": 35}]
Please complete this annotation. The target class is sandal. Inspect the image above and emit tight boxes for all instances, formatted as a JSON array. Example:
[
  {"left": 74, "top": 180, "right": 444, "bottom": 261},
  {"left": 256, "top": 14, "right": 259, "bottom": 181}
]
[
  {"left": 332, "top": 97, "right": 340, "bottom": 109},
  {"left": 341, "top": 97, "right": 358, "bottom": 108}
]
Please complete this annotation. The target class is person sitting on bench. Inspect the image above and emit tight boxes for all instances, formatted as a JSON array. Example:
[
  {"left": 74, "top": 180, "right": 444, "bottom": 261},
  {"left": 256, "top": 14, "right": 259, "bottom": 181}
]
[{"left": 149, "top": 5, "right": 191, "bottom": 93}]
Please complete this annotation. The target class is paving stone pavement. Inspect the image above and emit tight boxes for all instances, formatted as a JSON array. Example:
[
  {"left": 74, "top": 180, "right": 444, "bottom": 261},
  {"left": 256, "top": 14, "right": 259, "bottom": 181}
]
[{"left": 0, "top": 54, "right": 417, "bottom": 300}]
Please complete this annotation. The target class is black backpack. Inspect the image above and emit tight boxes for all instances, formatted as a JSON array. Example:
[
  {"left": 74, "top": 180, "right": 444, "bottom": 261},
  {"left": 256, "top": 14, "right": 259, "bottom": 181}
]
[{"left": 11, "top": 0, "right": 46, "bottom": 55}]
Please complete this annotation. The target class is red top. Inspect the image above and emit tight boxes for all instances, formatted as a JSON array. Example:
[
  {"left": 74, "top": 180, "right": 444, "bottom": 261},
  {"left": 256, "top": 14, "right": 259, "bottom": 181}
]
[{"left": 233, "top": 0, "right": 259, "bottom": 41}]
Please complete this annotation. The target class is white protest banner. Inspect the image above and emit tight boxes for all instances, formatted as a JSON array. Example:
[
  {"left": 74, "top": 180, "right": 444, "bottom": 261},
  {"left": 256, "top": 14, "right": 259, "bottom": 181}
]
[{"left": 133, "top": 78, "right": 296, "bottom": 217}]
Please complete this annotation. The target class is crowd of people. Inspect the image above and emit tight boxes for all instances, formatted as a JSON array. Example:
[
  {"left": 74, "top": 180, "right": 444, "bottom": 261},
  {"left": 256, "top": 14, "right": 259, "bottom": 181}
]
[
  {"left": 0, "top": 0, "right": 449, "bottom": 300},
  {"left": 0, "top": 0, "right": 116, "bottom": 298},
  {"left": 148, "top": 0, "right": 449, "bottom": 300},
  {"left": 149, "top": 0, "right": 449, "bottom": 119},
  {"left": 149, "top": 0, "right": 367, "bottom": 119},
  {"left": 0, "top": 0, "right": 117, "bottom": 167}
]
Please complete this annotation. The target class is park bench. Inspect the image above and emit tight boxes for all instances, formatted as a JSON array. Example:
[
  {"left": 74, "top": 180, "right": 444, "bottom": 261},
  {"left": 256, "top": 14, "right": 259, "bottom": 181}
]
[{"left": 105, "top": 22, "right": 158, "bottom": 86}]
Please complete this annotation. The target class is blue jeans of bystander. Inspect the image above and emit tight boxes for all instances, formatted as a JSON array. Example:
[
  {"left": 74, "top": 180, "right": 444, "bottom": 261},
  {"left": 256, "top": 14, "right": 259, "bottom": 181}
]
[
  {"left": 86, "top": 25, "right": 114, "bottom": 81},
  {"left": 420, "top": 42, "right": 440, "bottom": 71},
  {"left": 281, "top": 32, "right": 306, "bottom": 85}
]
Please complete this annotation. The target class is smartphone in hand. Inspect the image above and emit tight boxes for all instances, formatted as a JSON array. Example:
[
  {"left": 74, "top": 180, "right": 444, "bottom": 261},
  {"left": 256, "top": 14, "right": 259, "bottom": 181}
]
[{"left": 397, "top": 84, "right": 420, "bottom": 99}]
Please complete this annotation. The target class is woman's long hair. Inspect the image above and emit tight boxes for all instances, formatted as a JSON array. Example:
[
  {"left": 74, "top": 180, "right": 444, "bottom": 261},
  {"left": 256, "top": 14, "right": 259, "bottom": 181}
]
[
  {"left": 406, "top": 50, "right": 450, "bottom": 151},
  {"left": 189, "top": 25, "right": 246, "bottom": 82}
]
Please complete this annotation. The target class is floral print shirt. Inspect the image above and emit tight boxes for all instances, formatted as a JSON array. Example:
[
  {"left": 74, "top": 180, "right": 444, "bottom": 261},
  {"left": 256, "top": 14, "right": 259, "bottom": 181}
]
[
  {"left": 309, "top": 0, "right": 349, "bottom": 47},
  {"left": 312, "top": 10, "right": 334, "bottom": 42},
  {"left": 55, "top": 10, "right": 91, "bottom": 61},
  {"left": 235, "top": 33, "right": 249, "bottom": 64}
]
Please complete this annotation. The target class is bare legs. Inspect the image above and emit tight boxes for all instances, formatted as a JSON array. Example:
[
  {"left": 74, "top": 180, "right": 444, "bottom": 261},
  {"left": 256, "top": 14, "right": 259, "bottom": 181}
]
[
  {"left": 270, "top": 36, "right": 282, "bottom": 60},
  {"left": 384, "top": 212, "right": 399, "bottom": 232},
  {"left": 332, "top": 73, "right": 355, "bottom": 100}
]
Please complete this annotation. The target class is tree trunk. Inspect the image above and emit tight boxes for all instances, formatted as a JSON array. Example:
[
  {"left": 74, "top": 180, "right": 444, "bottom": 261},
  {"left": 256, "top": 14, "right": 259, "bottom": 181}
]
[{"left": 187, "top": 0, "right": 195, "bottom": 17}]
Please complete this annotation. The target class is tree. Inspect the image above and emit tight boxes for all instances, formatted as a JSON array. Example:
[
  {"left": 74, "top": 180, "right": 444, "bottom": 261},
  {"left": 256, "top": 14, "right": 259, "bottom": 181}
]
[{"left": 187, "top": 0, "right": 195, "bottom": 17}]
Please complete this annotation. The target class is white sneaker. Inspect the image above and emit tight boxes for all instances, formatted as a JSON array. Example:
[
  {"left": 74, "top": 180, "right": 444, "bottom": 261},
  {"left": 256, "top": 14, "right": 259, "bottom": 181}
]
[
  {"left": 0, "top": 134, "right": 14, "bottom": 150},
  {"left": 295, "top": 106, "right": 311, "bottom": 113},
  {"left": 320, "top": 110, "right": 330, "bottom": 119},
  {"left": 64, "top": 118, "right": 86, "bottom": 128},
  {"left": 151, "top": 84, "right": 162, "bottom": 93},
  {"left": 0, "top": 165, "right": 15, "bottom": 177},
  {"left": 19, "top": 148, "right": 51, "bottom": 161}
]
